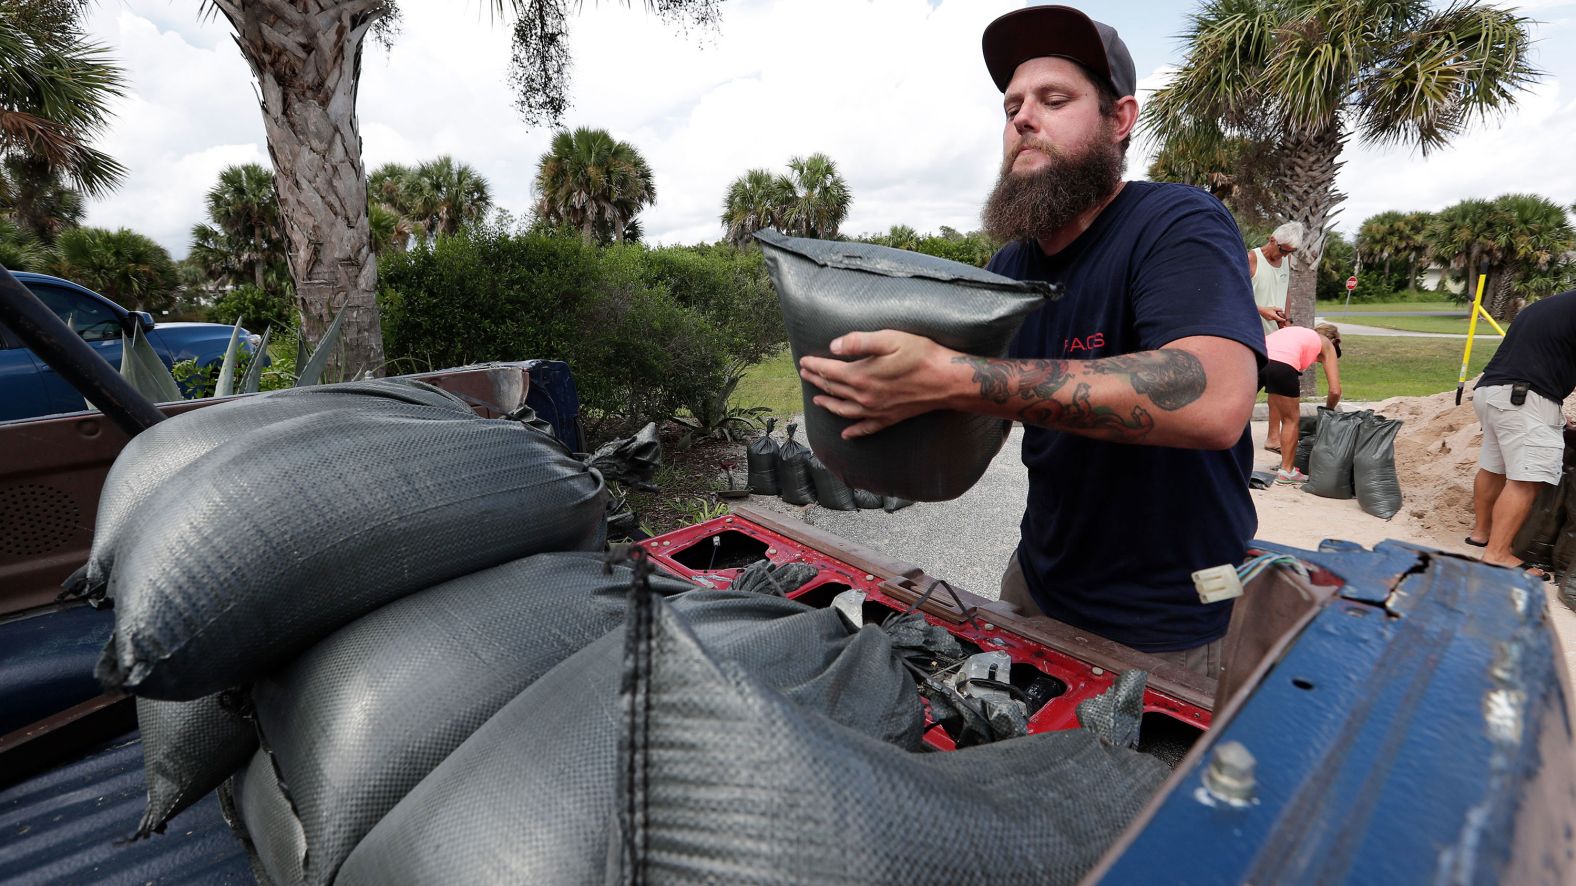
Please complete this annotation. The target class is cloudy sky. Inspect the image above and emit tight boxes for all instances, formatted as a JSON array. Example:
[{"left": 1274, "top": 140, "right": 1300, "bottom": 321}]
[{"left": 79, "top": 0, "right": 1576, "bottom": 259}]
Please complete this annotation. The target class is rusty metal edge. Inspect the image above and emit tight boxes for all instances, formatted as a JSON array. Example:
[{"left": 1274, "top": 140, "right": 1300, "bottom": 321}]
[
  {"left": 0, "top": 691, "right": 135, "bottom": 790},
  {"left": 729, "top": 503, "right": 1216, "bottom": 710}
]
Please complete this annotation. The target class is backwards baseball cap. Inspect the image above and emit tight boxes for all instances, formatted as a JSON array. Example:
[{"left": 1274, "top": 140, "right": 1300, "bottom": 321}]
[{"left": 982, "top": 5, "right": 1136, "bottom": 98}]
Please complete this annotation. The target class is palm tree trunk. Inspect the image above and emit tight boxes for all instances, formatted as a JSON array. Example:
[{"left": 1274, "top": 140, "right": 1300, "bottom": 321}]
[
  {"left": 1276, "top": 123, "right": 1346, "bottom": 396},
  {"left": 215, "top": 0, "right": 388, "bottom": 379},
  {"left": 1485, "top": 268, "right": 1518, "bottom": 321}
]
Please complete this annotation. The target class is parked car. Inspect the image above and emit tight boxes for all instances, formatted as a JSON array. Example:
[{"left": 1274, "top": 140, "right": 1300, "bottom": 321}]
[{"left": 0, "top": 271, "right": 255, "bottom": 422}]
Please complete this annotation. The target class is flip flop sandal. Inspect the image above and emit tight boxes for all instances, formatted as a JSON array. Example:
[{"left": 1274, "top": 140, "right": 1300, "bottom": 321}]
[
  {"left": 1516, "top": 562, "right": 1553, "bottom": 582},
  {"left": 1464, "top": 536, "right": 1488, "bottom": 548}
]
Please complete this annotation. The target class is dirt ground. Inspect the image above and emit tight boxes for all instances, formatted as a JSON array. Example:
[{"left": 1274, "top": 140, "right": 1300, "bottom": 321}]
[{"left": 1247, "top": 415, "right": 1576, "bottom": 691}]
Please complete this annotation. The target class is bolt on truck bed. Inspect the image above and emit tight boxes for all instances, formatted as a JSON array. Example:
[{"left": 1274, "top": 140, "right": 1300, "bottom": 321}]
[{"left": 3, "top": 382, "right": 1573, "bottom": 882}]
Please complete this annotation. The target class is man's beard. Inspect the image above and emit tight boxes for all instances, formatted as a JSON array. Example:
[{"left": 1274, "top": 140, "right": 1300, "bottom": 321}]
[{"left": 982, "top": 128, "right": 1126, "bottom": 243}]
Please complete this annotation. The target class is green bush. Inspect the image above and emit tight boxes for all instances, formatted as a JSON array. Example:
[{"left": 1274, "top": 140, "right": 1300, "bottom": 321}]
[
  {"left": 208, "top": 283, "right": 295, "bottom": 332},
  {"left": 379, "top": 229, "right": 749, "bottom": 441}
]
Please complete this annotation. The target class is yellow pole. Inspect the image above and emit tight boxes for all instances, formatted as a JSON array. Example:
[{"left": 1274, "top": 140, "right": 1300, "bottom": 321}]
[
  {"left": 1456, "top": 274, "right": 1488, "bottom": 405},
  {"left": 1474, "top": 303, "right": 1506, "bottom": 337}
]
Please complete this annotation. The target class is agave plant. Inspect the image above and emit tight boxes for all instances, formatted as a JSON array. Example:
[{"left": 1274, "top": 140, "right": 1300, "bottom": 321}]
[{"left": 671, "top": 361, "right": 770, "bottom": 449}]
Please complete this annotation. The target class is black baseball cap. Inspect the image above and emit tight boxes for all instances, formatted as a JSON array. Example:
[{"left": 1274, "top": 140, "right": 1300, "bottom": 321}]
[{"left": 982, "top": 5, "right": 1137, "bottom": 98}]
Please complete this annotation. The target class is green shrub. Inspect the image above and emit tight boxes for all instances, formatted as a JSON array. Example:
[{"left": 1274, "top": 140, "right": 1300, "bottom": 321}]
[
  {"left": 209, "top": 283, "right": 295, "bottom": 331},
  {"left": 379, "top": 229, "right": 742, "bottom": 441}
]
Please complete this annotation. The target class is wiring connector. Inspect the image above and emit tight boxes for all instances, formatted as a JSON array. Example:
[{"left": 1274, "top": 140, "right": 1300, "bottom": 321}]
[{"left": 1193, "top": 563, "right": 1244, "bottom": 604}]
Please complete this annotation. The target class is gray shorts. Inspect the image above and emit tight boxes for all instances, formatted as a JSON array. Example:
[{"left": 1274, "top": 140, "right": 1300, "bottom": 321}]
[{"left": 1474, "top": 384, "right": 1564, "bottom": 485}]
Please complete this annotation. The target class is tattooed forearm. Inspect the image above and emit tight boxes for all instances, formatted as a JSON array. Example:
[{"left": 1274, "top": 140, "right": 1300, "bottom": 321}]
[
  {"left": 955, "top": 356, "right": 1073, "bottom": 404},
  {"left": 1088, "top": 350, "right": 1206, "bottom": 411},
  {"left": 952, "top": 349, "right": 1204, "bottom": 442}
]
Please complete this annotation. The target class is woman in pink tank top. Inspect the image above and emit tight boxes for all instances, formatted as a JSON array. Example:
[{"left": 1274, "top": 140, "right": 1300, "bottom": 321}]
[{"left": 1259, "top": 324, "right": 1342, "bottom": 483}]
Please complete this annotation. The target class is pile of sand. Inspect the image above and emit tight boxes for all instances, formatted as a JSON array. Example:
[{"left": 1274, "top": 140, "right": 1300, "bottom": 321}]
[
  {"left": 1372, "top": 382, "right": 1576, "bottom": 542},
  {"left": 1372, "top": 388, "right": 1484, "bottom": 539}
]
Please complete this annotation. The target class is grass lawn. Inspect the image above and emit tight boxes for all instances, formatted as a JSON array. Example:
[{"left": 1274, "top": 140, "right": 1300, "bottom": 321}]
[
  {"left": 1331, "top": 334, "right": 1499, "bottom": 400},
  {"left": 732, "top": 348, "right": 804, "bottom": 418},
  {"left": 737, "top": 335, "right": 1501, "bottom": 415},
  {"left": 1320, "top": 313, "right": 1506, "bottom": 336},
  {"left": 1316, "top": 300, "right": 1459, "bottom": 313}
]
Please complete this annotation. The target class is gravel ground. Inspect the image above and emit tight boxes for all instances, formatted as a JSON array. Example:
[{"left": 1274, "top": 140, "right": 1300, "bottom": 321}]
[{"left": 746, "top": 421, "right": 1026, "bottom": 600}]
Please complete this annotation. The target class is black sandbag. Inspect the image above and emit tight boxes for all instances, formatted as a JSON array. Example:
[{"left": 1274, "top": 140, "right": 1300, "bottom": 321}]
[
  {"left": 777, "top": 421, "right": 816, "bottom": 505},
  {"left": 883, "top": 495, "right": 914, "bottom": 513},
  {"left": 134, "top": 693, "right": 257, "bottom": 839},
  {"left": 1354, "top": 413, "right": 1404, "bottom": 519},
  {"left": 97, "top": 407, "right": 608, "bottom": 701},
  {"left": 65, "top": 379, "right": 472, "bottom": 602},
  {"left": 1553, "top": 475, "right": 1576, "bottom": 576},
  {"left": 1292, "top": 414, "right": 1318, "bottom": 474},
  {"left": 747, "top": 417, "right": 782, "bottom": 495},
  {"left": 1302, "top": 409, "right": 1368, "bottom": 499},
  {"left": 1515, "top": 476, "right": 1566, "bottom": 567},
  {"left": 757, "top": 230, "right": 1051, "bottom": 501},
  {"left": 231, "top": 748, "right": 307, "bottom": 886},
  {"left": 243, "top": 553, "right": 694, "bottom": 886},
  {"left": 807, "top": 452, "right": 857, "bottom": 510},
  {"left": 609, "top": 591, "right": 1169, "bottom": 886},
  {"left": 853, "top": 487, "right": 884, "bottom": 509},
  {"left": 336, "top": 592, "right": 923, "bottom": 886}
]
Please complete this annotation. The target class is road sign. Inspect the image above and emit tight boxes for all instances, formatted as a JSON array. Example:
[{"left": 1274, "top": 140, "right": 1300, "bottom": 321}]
[{"left": 1346, "top": 276, "right": 1358, "bottom": 291}]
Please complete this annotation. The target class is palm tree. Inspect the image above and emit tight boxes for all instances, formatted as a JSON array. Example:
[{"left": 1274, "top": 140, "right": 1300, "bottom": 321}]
[
  {"left": 720, "top": 168, "right": 792, "bottom": 247},
  {"left": 1145, "top": 0, "right": 1537, "bottom": 342},
  {"left": 781, "top": 153, "right": 851, "bottom": 239},
  {"left": 1424, "top": 194, "right": 1576, "bottom": 319},
  {"left": 52, "top": 226, "right": 178, "bottom": 313},
  {"left": 0, "top": 3, "right": 125, "bottom": 201},
  {"left": 533, "top": 127, "right": 656, "bottom": 244},
  {"left": 366, "top": 162, "right": 418, "bottom": 252},
  {"left": 204, "top": 163, "right": 285, "bottom": 292},
  {"left": 0, "top": 156, "right": 86, "bottom": 244},
  {"left": 406, "top": 155, "right": 493, "bottom": 241},
  {"left": 0, "top": 215, "right": 52, "bottom": 271},
  {"left": 196, "top": 2, "right": 719, "bottom": 378}
]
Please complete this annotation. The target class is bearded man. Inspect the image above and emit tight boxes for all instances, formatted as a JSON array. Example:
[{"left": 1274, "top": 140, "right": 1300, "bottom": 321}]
[{"left": 797, "top": 6, "right": 1264, "bottom": 677}]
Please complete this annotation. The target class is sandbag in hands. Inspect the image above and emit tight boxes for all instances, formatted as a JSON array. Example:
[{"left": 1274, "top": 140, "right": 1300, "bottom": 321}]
[{"left": 757, "top": 230, "right": 1053, "bottom": 501}]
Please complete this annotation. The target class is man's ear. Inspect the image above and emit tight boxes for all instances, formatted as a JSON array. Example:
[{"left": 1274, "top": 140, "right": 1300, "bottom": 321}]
[{"left": 1112, "top": 95, "right": 1140, "bottom": 142}]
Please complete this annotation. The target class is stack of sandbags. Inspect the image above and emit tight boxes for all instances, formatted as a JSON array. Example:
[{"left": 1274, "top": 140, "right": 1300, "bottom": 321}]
[
  {"left": 334, "top": 591, "right": 925, "bottom": 885},
  {"left": 616, "top": 590, "right": 1169, "bottom": 885},
  {"left": 231, "top": 554, "right": 696, "bottom": 885},
  {"left": 91, "top": 380, "right": 608, "bottom": 844}
]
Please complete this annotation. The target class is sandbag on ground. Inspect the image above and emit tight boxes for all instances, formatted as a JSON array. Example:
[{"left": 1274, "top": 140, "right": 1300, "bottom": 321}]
[
  {"left": 134, "top": 693, "right": 257, "bottom": 839},
  {"left": 246, "top": 553, "right": 695, "bottom": 886},
  {"left": 1303, "top": 408, "right": 1368, "bottom": 499},
  {"left": 853, "top": 487, "right": 885, "bottom": 509},
  {"left": 1293, "top": 414, "right": 1318, "bottom": 475},
  {"left": 66, "top": 379, "right": 473, "bottom": 601},
  {"left": 1354, "top": 413, "right": 1404, "bottom": 519},
  {"left": 777, "top": 422, "right": 816, "bottom": 505},
  {"left": 747, "top": 417, "right": 782, "bottom": 495},
  {"left": 757, "top": 230, "right": 1051, "bottom": 502},
  {"left": 611, "top": 591, "right": 1170, "bottom": 885},
  {"left": 807, "top": 453, "right": 857, "bottom": 510},
  {"left": 337, "top": 592, "right": 923, "bottom": 886},
  {"left": 97, "top": 407, "right": 608, "bottom": 700}
]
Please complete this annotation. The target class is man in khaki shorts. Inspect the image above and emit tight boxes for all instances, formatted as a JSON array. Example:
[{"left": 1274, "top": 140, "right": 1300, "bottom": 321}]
[{"left": 1468, "top": 289, "right": 1576, "bottom": 579}]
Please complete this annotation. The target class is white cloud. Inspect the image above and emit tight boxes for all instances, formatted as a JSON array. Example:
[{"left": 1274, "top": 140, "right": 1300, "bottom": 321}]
[{"left": 75, "top": 0, "right": 1576, "bottom": 260}]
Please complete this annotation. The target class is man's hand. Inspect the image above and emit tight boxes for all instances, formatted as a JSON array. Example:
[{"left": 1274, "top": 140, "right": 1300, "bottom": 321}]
[
  {"left": 798, "top": 330, "right": 963, "bottom": 439},
  {"left": 1257, "top": 306, "right": 1289, "bottom": 327}
]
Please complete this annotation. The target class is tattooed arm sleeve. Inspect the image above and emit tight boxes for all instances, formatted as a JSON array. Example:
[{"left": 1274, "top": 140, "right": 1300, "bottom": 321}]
[{"left": 950, "top": 338, "right": 1252, "bottom": 448}]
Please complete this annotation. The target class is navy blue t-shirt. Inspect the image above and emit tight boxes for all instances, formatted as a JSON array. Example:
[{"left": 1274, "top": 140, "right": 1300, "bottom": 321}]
[{"left": 986, "top": 180, "right": 1265, "bottom": 652}]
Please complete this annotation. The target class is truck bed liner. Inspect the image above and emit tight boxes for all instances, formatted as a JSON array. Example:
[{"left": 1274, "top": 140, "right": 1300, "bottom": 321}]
[{"left": 0, "top": 731, "right": 250, "bottom": 885}]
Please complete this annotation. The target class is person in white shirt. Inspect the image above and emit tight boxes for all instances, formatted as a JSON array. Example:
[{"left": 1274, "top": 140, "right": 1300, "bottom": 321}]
[{"left": 1249, "top": 220, "right": 1304, "bottom": 451}]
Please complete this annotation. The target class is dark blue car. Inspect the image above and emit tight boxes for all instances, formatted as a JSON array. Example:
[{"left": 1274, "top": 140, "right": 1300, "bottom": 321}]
[{"left": 0, "top": 272, "right": 254, "bottom": 422}]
